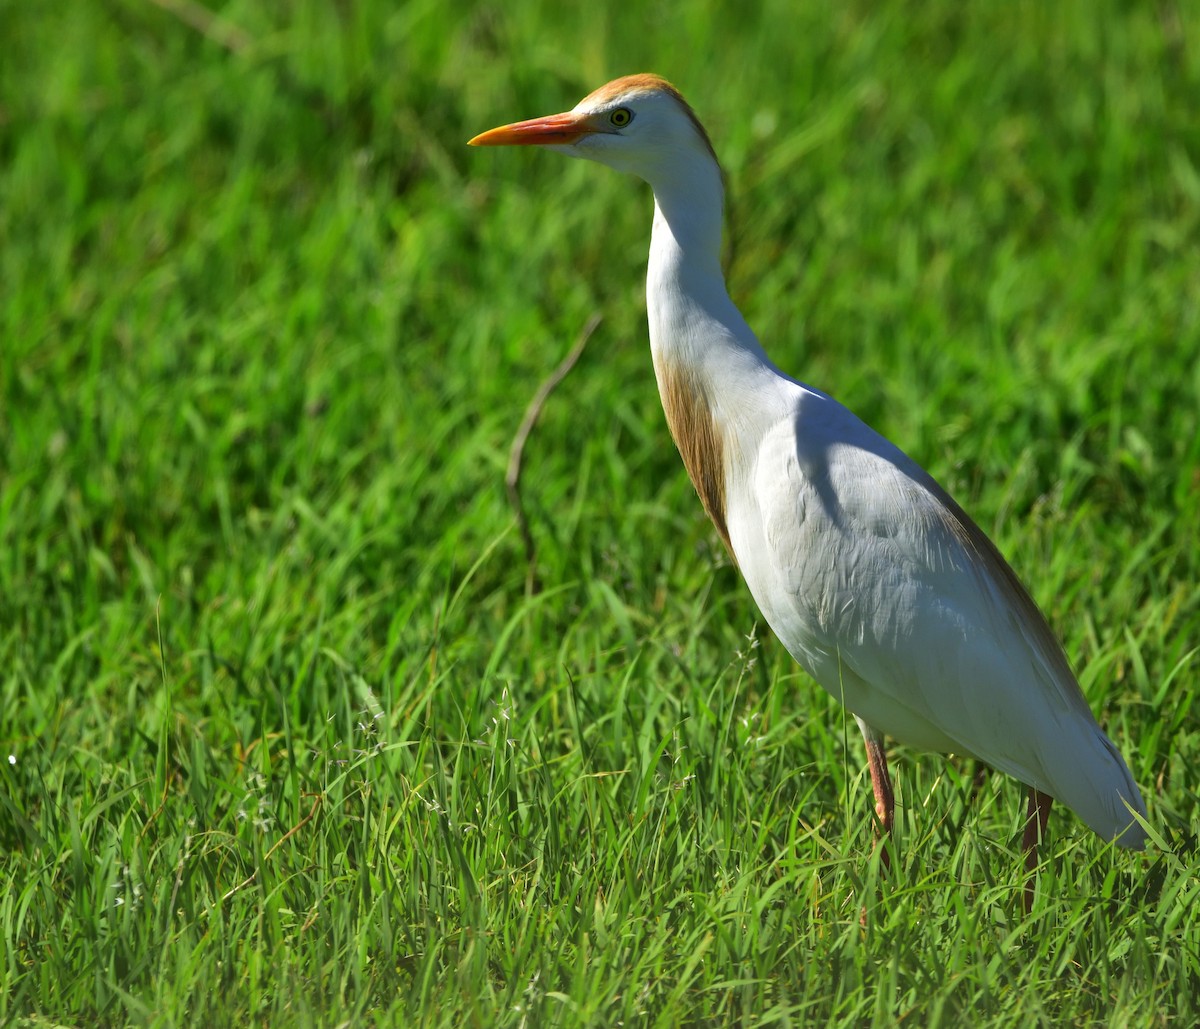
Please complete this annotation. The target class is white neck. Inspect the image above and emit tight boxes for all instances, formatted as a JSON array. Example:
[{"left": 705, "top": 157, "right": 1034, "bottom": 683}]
[
  {"left": 645, "top": 158, "right": 772, "bottom": 383},
  {"left": 640, "top": 154, "right": 786, "bottom": 552}
]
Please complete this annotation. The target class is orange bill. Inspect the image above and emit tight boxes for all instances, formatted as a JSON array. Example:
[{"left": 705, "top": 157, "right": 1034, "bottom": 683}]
[{"left": 469, "top": 112, "right": 596, "bottom": 147}]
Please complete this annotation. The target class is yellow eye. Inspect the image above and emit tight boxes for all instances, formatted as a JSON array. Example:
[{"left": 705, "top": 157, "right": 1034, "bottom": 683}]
[{"left": 609, "top": 107, "right": 633, "bottom": 128}]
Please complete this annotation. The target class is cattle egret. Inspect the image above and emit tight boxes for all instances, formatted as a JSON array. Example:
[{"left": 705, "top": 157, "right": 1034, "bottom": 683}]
[{"left": 470, "top": 74, "right": 1148, "bottom": 901}]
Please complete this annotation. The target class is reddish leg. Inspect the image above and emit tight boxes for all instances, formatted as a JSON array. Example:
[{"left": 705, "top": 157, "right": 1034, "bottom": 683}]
[
  {"left": 1021, "top": 787, "right": 1053, "bottom": 914},
  {"left": 857, "top": 724, "right": 895, "bottom": 928},
  {"left": 862, "top": 728, "right": 894, "bottom": 870},
  {"left": 969, "top": 761, "right": 991, "bottom": 801}
]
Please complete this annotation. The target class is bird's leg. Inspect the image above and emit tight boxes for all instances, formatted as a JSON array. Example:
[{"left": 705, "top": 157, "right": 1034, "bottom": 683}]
[
  {"left": 969, "top": 761, "right": 991, "bottom": 802},
  {"left": 857, "top": 720, "right": 894, "bottom": 870},
  {"left": 1021, "top": 787, "right": 1053, "bottom": 914},
  {"left": 855, "top": 722, "right": 895, "bottom": 929}
]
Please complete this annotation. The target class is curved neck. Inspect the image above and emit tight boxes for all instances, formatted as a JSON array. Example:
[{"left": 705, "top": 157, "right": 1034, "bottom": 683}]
[
  {"left": 647, "top": 157, "right": 725, "bottom": 283},
  {"left": 645, "top": 158, "right": 768, "bottom": 375}
]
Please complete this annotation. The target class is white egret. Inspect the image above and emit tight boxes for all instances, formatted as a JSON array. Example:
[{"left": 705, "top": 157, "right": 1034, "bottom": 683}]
[{"left": 470, "top": 74, "right": 1147, "bottom": 904}]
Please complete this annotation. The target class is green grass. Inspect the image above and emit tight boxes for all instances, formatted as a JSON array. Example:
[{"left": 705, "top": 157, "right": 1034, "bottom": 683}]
[{"left": 3, "top": 0, "right": 1199, "bottom": 1024}]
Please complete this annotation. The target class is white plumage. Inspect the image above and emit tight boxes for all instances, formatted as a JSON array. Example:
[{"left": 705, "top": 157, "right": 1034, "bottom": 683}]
[{"left": 470, "top": 75, "right": 1147, "bottom": 879}]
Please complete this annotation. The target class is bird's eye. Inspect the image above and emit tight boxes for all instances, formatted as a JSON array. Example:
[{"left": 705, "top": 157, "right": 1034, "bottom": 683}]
[{"left": 609, "top": 107, "right": 633, "bottom": 128}]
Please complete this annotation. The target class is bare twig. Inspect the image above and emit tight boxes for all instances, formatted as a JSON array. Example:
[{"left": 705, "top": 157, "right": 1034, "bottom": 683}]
[
  {"left": 218, "top": 792, "right": 323, "bottom": 903},
  {"left": 145, "top": 0, "right": 254, "bottom": 55},
  {"left": 262, "top": 791, "right": 322, "bottom": 862},
  {"left": 506, "top": 312, "right": 602, "bottom": 593}
]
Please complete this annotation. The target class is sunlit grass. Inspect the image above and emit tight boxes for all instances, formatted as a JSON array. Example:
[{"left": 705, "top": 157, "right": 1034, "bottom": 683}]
[{"left": 2, "top": 0, "right": 1198, "bottom": 1025}]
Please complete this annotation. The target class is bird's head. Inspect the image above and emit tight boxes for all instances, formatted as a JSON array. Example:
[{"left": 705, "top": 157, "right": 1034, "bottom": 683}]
[{"left": 469, "top": 74, "right": 718, "bottom": 185}]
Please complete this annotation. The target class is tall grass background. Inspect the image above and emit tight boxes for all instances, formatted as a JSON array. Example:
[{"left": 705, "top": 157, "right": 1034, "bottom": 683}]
[{"left": 2, "top": 0, "right": 1198, "bottom": 1024}]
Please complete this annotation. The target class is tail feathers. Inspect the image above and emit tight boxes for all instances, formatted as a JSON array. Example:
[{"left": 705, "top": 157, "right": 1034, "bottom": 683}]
[
  {"left": 1098, "top": 731, "right": 1148, "bottom": 850},
  {"left": 1059, "top": 728, "right": 1148, "bottom": 850}
]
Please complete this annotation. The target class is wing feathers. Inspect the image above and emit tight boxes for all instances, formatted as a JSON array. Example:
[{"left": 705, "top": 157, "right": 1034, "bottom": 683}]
[{"left": 738, "top": 395, "right": 1146, "bottom": 844}]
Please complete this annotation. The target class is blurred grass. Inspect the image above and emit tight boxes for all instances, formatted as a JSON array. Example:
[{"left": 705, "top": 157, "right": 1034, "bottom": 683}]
[{"left": 2, "top": 0, "right": 1199, "bottom": 1024}]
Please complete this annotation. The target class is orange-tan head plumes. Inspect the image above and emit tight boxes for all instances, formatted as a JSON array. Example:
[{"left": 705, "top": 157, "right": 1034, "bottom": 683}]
[{"left": 468, "top": 73, "right": 719, "bottom": 169}]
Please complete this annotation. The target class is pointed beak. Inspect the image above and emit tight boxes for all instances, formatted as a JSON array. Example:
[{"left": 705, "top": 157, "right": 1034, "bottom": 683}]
[{"left": 469, "top": 111, "right": 596, "bottom": 147}]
